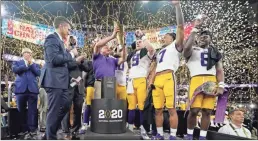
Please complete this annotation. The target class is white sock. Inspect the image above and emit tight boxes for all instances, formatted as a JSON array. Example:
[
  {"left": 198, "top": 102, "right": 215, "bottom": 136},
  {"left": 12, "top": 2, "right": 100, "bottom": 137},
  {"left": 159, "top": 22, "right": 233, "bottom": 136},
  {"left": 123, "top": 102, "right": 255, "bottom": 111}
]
[
  {"left": 187, "top": 128, "right": 194, "bottom": 135},
  {"left": 128, "top": 124, "right": 134, "bottom": 131},
  {"left": 157, "top": 127, "right": 164, "bottom": 136},
  {"left": 170, "top": 128, "right": 177, "bottom": 136},
  {"left": 200, "top": 130, "right": 207, "bottom": 137}
]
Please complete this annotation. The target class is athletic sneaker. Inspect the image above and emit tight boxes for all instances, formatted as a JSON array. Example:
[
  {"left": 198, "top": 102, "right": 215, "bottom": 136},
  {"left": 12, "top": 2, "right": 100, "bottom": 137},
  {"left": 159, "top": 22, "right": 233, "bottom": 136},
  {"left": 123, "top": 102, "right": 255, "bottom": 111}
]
[
  {"left": 151, "top": 133, "right": 164, "bottom": 140},
  {"left": 183, "top": 134, "right": 193, "bottom": 140},
  {"left": 169, "top": 135, "right": 177, "bottom": 140},
  {"left": 79, "top": 125, "right": 87, "bottom": 134},
  {"left": 199, "top": 136, "right": 206, "bottom": 140},
  {"left": 140, "top": 129, "right": 150, "bottom": 140}
]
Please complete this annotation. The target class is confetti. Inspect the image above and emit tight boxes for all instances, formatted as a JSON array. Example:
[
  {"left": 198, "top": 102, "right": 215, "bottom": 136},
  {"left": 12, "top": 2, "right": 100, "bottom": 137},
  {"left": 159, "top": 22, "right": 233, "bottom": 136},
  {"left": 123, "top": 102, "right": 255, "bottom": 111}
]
[{"left": 1, "top": 1, "right": 257, "bottom": 104}]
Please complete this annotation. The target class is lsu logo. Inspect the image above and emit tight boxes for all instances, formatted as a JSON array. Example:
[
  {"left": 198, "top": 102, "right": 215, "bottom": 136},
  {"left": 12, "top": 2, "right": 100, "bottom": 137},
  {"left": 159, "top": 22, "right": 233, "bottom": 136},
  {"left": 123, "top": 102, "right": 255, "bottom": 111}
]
[{"left": 98, "top": 109, "right": 123, "bottom": 119}]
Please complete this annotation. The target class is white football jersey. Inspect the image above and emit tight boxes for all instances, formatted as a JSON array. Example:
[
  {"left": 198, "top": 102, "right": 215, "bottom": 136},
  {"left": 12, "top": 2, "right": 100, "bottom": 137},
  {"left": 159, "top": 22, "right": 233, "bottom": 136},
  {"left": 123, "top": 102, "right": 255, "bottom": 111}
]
[
  {"left": 156, "top": 41, "right": 181, "bottom": 73},
  {"left": 115, "top": 62, "right": 128, "bottom": 86},
  {"left": 186, "top": 47, "right": 216, "bottom": 77},
  {"left": 129, "top": 50, "right": 152, "bottom": 78}
]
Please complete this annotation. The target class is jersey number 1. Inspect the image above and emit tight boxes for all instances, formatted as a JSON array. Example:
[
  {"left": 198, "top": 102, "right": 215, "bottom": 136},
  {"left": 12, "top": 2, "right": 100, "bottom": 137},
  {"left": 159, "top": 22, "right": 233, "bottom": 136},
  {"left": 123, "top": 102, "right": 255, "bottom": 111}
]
[
  {"left": 200, "top": 52, "right": 208, "bottom": 66},
  {"left": 118, "top": 63, "right": 124, "bottom": 71}
]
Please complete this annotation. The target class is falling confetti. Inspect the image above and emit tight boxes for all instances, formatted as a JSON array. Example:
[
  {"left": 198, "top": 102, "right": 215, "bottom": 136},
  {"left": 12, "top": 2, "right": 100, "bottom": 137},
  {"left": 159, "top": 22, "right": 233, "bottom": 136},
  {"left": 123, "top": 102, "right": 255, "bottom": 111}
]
[{"left": 1, "top": 1, "right": 257, "bottom": 104}]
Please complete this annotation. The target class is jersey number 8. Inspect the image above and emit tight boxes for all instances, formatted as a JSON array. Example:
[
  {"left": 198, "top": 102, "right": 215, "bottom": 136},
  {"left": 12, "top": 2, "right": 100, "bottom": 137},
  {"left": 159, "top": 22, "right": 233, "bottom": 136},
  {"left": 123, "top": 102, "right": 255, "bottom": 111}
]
[{"left": 200, "top": 52, "right": 208, "bottom": 66}]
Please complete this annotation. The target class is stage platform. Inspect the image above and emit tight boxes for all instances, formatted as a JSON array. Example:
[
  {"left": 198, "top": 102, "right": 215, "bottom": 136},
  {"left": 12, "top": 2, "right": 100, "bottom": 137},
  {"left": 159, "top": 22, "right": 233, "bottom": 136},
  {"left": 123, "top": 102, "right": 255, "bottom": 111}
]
[{"left": 79, "top": 129, "right": 142, "bottom": 140}]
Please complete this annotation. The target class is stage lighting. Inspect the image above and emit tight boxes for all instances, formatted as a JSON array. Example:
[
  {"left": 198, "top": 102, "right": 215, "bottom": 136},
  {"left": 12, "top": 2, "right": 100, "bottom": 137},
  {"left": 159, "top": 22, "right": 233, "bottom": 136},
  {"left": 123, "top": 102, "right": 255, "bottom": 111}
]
[
  {"left": 250, "top": 103, "right": 255, "bottom": 108},
  {"left": 1, "top": 4, "right": 7, "bottom": 16}
]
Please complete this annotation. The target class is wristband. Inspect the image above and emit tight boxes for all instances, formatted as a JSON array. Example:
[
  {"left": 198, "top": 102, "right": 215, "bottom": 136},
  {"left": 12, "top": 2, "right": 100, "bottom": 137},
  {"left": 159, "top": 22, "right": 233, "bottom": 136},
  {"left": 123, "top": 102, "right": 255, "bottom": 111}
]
[{"left": 218, "top": 82, "right": 225, "bottom": 88}]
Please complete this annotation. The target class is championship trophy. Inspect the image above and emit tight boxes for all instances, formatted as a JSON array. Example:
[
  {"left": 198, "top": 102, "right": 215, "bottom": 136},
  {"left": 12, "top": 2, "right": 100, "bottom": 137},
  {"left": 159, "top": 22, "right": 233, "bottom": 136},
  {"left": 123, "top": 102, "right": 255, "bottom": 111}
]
[
  {"left": 113, "top": 21, "right": 125, "bottom": 46},
  {"left": 184, "top": 81, "right": 228, "bottom": 123},
  {"left": 185, "top": 81, "right": 217, "bottom": 116}
]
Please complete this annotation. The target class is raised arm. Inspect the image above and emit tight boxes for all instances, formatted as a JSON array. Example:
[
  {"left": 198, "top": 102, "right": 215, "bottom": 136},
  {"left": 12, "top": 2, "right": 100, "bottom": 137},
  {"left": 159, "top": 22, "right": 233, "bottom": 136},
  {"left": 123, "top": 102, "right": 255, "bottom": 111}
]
[
  {"left": 183, "top": 15, "right": 205, "bottom": 58},
  {"left": 118, "top": 45, "right": 127, "bottom": 65},
  {"left": 172, "top": 1, "right": 184, "bottom": 51},
  {"left": 135, "top": 30, "right": 155, "bottom": 57},
  {"left": 182, "top": 30, "right": 197, "bottom": 58},
  {"left": 94, "top": 27, "right": 119, "bottom": 54},
  {"left": 142, "top": 37, "right": 155, "bottom": 57}
]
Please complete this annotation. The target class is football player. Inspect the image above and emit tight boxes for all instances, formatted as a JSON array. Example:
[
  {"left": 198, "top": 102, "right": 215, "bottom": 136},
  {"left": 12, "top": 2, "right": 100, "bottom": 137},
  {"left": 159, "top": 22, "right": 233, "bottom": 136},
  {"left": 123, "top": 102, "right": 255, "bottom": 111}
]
[
  {"left": 183, "top": 16, "right": 225, "bottom": 140},
  {"left": 114, "top": 45, "right": 128, "bottom": 101},
  {"left": 149, "top": 0, "right": 185, "bottom": 140},
  {"left": 127, "top": 30, "right": 155, "bottom": 138}
]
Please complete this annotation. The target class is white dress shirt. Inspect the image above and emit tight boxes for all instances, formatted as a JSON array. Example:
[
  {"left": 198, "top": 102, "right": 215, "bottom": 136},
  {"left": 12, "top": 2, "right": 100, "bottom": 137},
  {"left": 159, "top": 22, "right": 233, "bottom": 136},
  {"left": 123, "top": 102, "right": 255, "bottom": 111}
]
[
  {"left": 23, "top": 58, "right": 28, "bottom": 67},
  {"left": 218, "top": 122, "right": 251, "bottom": 138}
]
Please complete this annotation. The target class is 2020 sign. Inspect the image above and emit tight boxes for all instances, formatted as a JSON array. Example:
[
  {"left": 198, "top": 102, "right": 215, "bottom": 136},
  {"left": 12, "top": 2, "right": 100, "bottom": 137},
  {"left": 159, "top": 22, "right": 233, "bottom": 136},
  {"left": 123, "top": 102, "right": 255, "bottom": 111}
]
[{"left": 98, "top": 109, "right": 123, "bottom": 119}]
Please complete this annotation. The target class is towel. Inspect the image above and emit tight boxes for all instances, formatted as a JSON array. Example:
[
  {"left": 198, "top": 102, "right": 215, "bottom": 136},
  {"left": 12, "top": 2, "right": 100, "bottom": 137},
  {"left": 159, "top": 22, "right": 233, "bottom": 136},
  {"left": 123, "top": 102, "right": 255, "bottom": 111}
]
[
  {"left": 127, "top": 78, "right": 134, "bottom": 94},
  {"left": 207, "top": 46, "right": 222, "bottom": 70}
]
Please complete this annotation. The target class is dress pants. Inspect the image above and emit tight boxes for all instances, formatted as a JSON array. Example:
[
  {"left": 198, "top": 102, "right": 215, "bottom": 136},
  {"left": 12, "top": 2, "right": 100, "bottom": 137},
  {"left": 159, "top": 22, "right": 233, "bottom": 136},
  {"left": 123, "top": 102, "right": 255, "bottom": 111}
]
[
  {"left": 61, "top": 86, "right": 84, "bottom": 133},
  {"left": 45, "top": 88, "right": 70, "bottom": 140},
  {"left": 16, "top": 93, "right": 38, "bottom": 132}
]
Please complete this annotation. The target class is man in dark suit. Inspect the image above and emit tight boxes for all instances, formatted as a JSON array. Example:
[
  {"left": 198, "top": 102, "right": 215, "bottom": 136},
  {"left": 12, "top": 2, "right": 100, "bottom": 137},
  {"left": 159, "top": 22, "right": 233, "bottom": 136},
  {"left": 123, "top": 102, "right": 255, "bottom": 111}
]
[
  {"left": 12, "top": 48, "right": 41, "bottom": 138},
  {"left": 39, "top": 16, "right": 84, "bottom": 140}
]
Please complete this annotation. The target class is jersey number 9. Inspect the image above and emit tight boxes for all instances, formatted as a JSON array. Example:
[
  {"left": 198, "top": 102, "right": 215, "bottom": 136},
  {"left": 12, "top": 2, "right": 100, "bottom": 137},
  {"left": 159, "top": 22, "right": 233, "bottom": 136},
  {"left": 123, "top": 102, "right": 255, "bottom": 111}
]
[{"left": 132, "top": 54, "right": 140, "bottom": 66}]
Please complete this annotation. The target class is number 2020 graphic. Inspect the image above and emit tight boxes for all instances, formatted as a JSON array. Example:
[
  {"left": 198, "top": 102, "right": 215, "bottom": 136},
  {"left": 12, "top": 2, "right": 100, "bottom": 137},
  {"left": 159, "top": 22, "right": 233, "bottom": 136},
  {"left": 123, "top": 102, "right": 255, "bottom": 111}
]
[
  {"left": 99, "top": 109, "right": 123, "bottom": 119},
  {"left": 158, "top": 49, "right": 167, "bottom": 63},
  {"left": 200, "top": 52, "right": 208, "bottom": 66},
  {"left": 132, "top": 54, "right": 140, "bottom": 66}
]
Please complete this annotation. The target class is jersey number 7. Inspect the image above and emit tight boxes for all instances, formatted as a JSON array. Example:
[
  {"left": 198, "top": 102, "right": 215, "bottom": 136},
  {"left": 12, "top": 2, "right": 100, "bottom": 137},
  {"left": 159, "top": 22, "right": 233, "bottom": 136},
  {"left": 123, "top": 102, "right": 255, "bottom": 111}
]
[{"left": 158, "top": 49, "right": 167, "bottom": 63}]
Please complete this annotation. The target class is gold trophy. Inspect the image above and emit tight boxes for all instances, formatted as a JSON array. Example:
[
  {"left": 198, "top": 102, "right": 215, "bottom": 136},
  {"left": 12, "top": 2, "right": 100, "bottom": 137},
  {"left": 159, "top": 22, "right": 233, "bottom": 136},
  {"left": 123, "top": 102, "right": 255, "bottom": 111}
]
[{"left": 113, "top": 21, "right": 124, "bottom": 46}]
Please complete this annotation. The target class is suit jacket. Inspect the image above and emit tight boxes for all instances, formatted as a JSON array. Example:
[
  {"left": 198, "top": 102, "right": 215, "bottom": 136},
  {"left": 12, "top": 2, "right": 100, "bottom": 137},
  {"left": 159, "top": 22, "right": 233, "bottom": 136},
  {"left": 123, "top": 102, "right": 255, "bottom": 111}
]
[
  {"left": 39, "top": 32, "right": 74, "bottom": 89},
  {"left": 67, "top": 60, "right": 89, "bottom": 94},
  {"left": 12, "top": 59, "right": 41, "bottom": 94}
]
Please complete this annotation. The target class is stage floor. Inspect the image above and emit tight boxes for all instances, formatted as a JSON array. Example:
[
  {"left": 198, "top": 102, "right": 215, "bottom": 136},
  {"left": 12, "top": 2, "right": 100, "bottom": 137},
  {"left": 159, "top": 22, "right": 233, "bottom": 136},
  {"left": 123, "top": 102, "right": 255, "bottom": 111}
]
[{"left": 80, "top": 129, "right": 142, "bottom": 140}]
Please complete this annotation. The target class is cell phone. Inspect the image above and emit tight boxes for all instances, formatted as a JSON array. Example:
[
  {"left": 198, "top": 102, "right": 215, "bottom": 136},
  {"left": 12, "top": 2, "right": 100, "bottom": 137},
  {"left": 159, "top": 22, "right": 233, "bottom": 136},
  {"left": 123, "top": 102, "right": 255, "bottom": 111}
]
[{"left": 69, "top": 36, "right": 77, "bottom": 48}]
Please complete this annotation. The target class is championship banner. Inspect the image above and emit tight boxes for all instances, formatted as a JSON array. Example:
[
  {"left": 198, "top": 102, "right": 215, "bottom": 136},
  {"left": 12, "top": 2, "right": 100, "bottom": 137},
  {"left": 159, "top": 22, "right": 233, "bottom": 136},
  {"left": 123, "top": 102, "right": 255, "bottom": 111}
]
[
  {"left": 1, "top": 18, "right": 85, "bottom": 47},
  {"left": 125, "top": 22, "right": 194, "bottom": 49}
]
